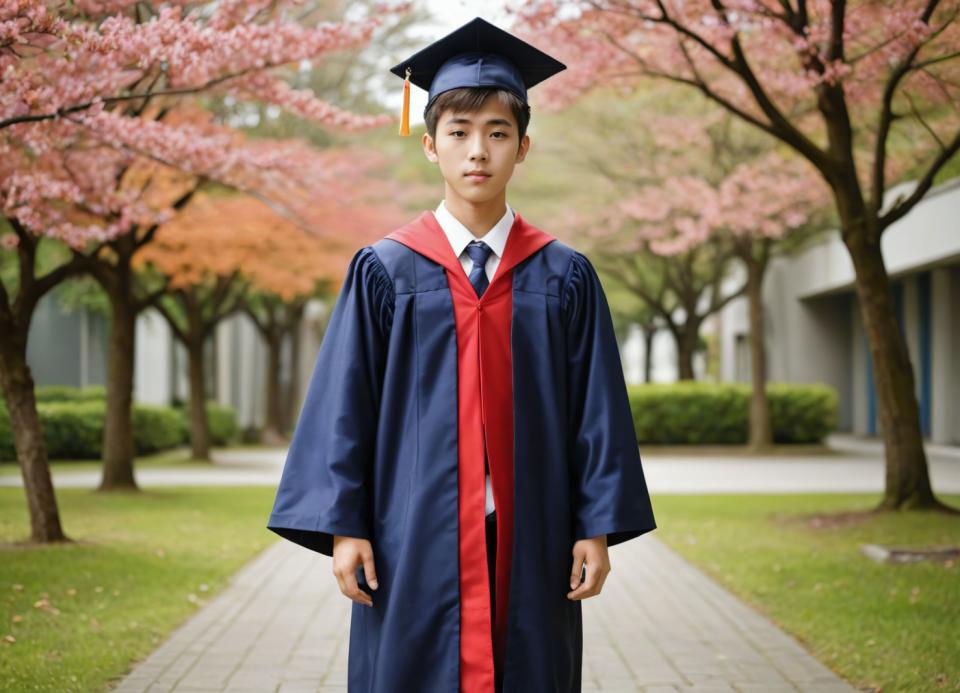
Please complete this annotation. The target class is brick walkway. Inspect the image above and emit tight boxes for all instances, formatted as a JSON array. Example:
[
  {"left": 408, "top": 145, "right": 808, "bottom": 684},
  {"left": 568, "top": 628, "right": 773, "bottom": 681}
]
[{"left": 111, "top": 535, "right": 856, "bottom": 692}]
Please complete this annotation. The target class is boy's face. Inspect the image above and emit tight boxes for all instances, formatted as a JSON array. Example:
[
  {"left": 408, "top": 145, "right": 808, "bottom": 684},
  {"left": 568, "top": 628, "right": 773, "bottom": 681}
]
[{"left": 422, "top": 93, "right": 529, "bottom": 207}]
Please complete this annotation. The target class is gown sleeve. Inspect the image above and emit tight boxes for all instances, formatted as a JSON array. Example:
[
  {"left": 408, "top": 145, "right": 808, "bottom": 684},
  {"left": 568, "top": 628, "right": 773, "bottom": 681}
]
[
  {"left": 266, "top": 245, "right": 394, "bottom": 557},
  {"left": 562, "top": 251, "right": 657, "bottom": 547}
]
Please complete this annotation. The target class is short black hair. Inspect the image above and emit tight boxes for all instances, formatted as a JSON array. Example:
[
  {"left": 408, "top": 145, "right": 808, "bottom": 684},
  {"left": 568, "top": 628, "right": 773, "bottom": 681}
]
[{"left": 424, "top": 87, "right": 531, "bottom": 148}]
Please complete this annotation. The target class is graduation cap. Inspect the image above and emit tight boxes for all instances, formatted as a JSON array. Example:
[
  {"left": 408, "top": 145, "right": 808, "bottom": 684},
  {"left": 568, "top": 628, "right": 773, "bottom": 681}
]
[{"left": 389, "top": 16, "right": 567, "bottom": 136}]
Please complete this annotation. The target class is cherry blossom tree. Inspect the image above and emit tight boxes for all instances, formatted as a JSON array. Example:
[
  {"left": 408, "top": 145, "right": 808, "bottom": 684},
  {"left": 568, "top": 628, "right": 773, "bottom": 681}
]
[
  {"left": 234, "top": 147, "right": 410, "bottom": 441},
  {"left": 512, "top": 0, "right": 960, "bottom": 510},
  {"left": 605, "top": 150, "right": 827, "bottom": 447},
  {"left": 544, "top": 89, "right": 827, "bottom": 445},
  {"left": 1, "top": 0, "right": 397, "bottom": 542},
  {"left": 587, "top": 217, "right": 744, "bottom": 382},
  {"left": 136, "top": 146, "right": 408, "bottom": 455}
]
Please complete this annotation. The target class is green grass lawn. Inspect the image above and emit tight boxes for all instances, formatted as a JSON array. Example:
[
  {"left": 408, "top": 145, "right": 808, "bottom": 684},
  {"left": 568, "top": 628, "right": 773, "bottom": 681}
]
[
  {"left": 2, "top": 487, "right": 956, "bottom": 693},
  {"left": 0, "top": 486, "right": 279, "bottom": 692},
  {"left": 652, "top": 493, "right": 960, "bottom": 693}
]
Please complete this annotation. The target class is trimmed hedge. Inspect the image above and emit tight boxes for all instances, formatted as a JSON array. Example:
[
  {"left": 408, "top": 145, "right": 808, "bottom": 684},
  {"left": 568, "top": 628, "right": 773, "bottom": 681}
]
[
  {"left": 0, "top": 400, "right": 185, "bottom": 460},
  {"left": 0, "top": 387, "right": 239, "bottom": 461},
  {"left": 627, "top": 381, "right": 837, "bottom": 444},
  {"left": 173, "top": 401, "right": 239, "bottom": 446},
  {"left": 33, "top": 385, "right": 107, "bottom": 403},
  {"left": 204, "top": 403, "right": 239, "bottom": 446},
  {"left": 1, "top": 381, "right": 831, "bottom": 459}
]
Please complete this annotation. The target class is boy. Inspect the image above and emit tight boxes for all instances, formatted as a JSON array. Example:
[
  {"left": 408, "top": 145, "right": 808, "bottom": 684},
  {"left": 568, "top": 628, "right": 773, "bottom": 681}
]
[{"left": 267, "top": 17, "right": 656, "bottom": 693}]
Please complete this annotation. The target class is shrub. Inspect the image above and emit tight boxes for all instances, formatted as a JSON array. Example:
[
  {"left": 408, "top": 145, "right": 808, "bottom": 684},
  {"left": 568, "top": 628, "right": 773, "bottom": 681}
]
[
  {"left": 205, "top": 402, "right": 239, "bottom": 445},
  {"left": 0, "top": 399, "right": 187, "bottom": 461},
  {"left": 34, "top": 385, "right": 107, "bottom": 403},
  {"left": 131, "top": 404, "right": 189, "bottom": 454},
  {"left": 173, "top": 401, "right": 240, "bottom": 446},
  {"left": 1, "top": 383, "right": 242, "bottom": 460},
  {"left": 627, "top": 381, "right": 837, "bottom": 444}
]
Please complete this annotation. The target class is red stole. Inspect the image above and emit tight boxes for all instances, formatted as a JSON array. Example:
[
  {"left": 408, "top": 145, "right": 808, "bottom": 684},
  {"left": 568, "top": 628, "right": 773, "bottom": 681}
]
[{"left": 386, "top": 210, "right": 555, "bottom": 692}]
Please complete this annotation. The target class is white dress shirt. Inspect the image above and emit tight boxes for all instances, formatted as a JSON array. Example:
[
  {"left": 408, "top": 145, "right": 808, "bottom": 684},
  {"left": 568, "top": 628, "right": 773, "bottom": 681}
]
[{"left": 434, "top": 199, "right": 514, "bottom": 516}]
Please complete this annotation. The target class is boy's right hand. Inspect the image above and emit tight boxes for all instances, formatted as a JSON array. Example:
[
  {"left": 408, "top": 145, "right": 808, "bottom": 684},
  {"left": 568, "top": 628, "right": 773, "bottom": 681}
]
[{"left": 332, "top": 535, "right": 379, "bottom": 607}]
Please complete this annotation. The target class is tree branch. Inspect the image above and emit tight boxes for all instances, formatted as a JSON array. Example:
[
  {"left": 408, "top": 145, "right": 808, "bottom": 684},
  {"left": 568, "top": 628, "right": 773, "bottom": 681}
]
[
  {"left": 878, "top": 126, "right": 960, "bottom": 232},
  {"left": 2, "top": 66, "right": 269, "bottom": 130},
  {"left": 150, "top": 291, "right": 189, "bottom": 344},
  {"left": 870, "top": 0, "right": 948, "bottom": 217}
]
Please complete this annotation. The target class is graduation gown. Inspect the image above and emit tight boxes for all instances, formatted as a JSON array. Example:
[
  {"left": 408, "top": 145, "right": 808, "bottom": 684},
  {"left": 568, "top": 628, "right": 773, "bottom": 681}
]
[{"left": 266, "top": 210, "right": 656, "bottom": 693}]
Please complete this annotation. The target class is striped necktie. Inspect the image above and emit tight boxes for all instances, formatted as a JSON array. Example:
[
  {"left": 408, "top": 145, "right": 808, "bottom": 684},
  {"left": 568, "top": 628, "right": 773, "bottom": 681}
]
[
  {"left": 466, "top": 240, "right": 493, "bottom": 298},
  {"left": 465, "top": 239, "right": 494, "bottom": 487}
]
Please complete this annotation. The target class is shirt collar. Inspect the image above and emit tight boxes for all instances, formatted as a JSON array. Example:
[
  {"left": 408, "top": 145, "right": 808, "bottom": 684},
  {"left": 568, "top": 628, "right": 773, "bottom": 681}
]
[{"left": 434, "top": 199, "right": 514, "bottom": 260}]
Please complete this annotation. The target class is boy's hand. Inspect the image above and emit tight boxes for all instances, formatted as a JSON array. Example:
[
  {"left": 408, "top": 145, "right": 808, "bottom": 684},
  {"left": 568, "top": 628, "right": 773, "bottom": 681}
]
[
  {"left": 332, "top": 535, "right": 379, "bottom": 607},
  {"left": 567, "top": 534, "right": 610, "bottom": 601}
]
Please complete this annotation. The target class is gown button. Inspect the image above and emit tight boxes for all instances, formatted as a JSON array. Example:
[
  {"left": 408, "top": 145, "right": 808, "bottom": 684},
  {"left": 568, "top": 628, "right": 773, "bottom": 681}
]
[{"left": 477, "top": 303, "right": 482, "bottom": 311}]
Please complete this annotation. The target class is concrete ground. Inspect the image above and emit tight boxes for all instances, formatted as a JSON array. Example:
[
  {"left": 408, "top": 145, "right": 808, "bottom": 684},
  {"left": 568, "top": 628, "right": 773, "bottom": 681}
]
[
  {"left": 3, "top": 432, "right": 958, "bottom": 494},
  {"left": 109, "top": 532, "right": 858, "bottom": 693}
]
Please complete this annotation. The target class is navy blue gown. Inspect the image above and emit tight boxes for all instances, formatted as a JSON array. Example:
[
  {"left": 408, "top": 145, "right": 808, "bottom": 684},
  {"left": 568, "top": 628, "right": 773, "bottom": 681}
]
[{"left": 267, "top": 212, "right": 656, "bottom": 692}]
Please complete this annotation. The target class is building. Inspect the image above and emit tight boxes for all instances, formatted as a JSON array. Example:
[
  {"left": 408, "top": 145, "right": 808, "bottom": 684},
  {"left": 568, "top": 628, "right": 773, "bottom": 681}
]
[
  {"left": 713, "top": 176, "right": 960, "bottom": 444},
  {"left": 24, "top": 294, "right": 330, "bottom": 434}
]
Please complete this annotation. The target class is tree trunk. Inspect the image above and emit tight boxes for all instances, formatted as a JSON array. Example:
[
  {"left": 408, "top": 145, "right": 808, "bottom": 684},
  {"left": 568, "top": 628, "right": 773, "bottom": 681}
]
[
  {"left": 745, "top": 255, "right": 773, "bottom": 450},
  {"left": 262, "top": 331, "right": 285, "bottom": 443},
  {"left": 100, "top": 292, "right": 138, "bottom": 490},
  {"left": 844, "top": 232, "right": 937, "bottom": 509},
  {"left": 643, "top": 325, "right": 655, "bottom": 383},
  {"left": 281, "top": 307, "right": 305, "bottom": 434},
  {"left": 187, "top": 335, "right": 211, "bottom": 461},
  {"left": 675, "top": 325, "right": 698, "bottom": 381},
  {"left": 0, "top": 324, "right": 69, "bottom": 543}
]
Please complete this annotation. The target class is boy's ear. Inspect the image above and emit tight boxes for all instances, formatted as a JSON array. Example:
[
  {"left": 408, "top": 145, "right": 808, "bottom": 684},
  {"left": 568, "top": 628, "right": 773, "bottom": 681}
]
[
  {"left": 422, "top": 133, "right": 439, "bottom": 164},
  {"left": 515, "top": 134, "right": 530, "bottom": 163}
]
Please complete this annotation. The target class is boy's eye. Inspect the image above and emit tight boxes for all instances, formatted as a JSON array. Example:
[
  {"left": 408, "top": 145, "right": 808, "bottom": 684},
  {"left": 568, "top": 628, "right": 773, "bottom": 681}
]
[{"left": 448, "top": 130, "right": 508, "bottom": 138}]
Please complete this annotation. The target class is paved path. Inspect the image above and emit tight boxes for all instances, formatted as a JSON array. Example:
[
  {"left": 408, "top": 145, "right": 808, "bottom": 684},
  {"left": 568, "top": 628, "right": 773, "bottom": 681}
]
[
  {"left": 111, "top": 535, "right": 856, "bottom": 693},
  {"left": 4, "top": 434, "right": 958, "bottom": 494}
]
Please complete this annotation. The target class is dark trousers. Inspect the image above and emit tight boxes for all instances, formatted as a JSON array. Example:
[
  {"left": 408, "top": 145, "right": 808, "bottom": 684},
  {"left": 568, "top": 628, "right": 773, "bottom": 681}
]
[{"left": 486, "top": 509, "right": 504, "bottom": 692}]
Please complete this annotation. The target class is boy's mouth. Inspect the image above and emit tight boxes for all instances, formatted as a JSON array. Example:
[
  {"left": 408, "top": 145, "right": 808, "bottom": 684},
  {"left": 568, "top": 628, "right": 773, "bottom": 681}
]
[{"left": 465, "top": 170, "right": 491, "bottom": 182}]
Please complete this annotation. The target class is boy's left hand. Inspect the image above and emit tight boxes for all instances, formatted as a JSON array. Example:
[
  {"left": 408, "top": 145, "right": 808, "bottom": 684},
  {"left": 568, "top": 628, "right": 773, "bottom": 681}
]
[{"left": 567, "top": 534, "right": 610, "bottom": 600}]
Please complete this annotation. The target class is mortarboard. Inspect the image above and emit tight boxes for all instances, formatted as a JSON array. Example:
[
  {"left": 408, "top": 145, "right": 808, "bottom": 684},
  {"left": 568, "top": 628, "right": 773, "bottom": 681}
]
[{"left": 389, "top": 16, "right": 567, "bottom": 136}]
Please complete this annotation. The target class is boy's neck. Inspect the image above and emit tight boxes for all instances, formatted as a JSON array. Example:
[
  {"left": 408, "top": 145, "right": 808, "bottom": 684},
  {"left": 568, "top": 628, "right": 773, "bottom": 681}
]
[{"left": 442, "top": 189, "right": 509, "bottom": 239}]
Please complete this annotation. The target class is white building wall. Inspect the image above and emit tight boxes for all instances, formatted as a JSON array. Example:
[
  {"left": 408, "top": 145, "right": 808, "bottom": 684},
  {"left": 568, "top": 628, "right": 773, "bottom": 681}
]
[
  {"left": 621, "top": 323, "right": 645, "bottom": 385},
  {"left": 931, "top": 266, "right": 960, "bottom": 444},
  {"left": 717, "top": 263, "right": 749, "bottom": 383},
  {"left": 216, "top": 317, "right": 233, "bottom": 410},
  {"left": 850, "top": 297, "right": 869, "bottom": 436},
  {"left": 134, "top": 308, "right": 174, "bottom": 406},
  {"left": 214, "top": 313, "right": 267, "bottom": 431}
]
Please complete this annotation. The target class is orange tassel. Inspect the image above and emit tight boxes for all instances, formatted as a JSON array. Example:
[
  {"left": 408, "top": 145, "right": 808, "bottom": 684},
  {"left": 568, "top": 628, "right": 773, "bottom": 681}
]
[{"left": 399, "top": 67, "right": 411, "bottom": 136}]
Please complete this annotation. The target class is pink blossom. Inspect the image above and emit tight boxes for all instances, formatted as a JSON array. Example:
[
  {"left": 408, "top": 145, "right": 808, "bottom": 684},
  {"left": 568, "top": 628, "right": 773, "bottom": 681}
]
[
  {"left": 510, "top": 1, "right": 958, "bottom": 127},
  {"left": 1, "top": 0, "right": 404, "bottom": 248}
]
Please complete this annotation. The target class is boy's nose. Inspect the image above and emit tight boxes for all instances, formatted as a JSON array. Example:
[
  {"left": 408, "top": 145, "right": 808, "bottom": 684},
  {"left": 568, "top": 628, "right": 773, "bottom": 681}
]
[{"left": 469, "top": 137, "right": 488, "bottom": 160}]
